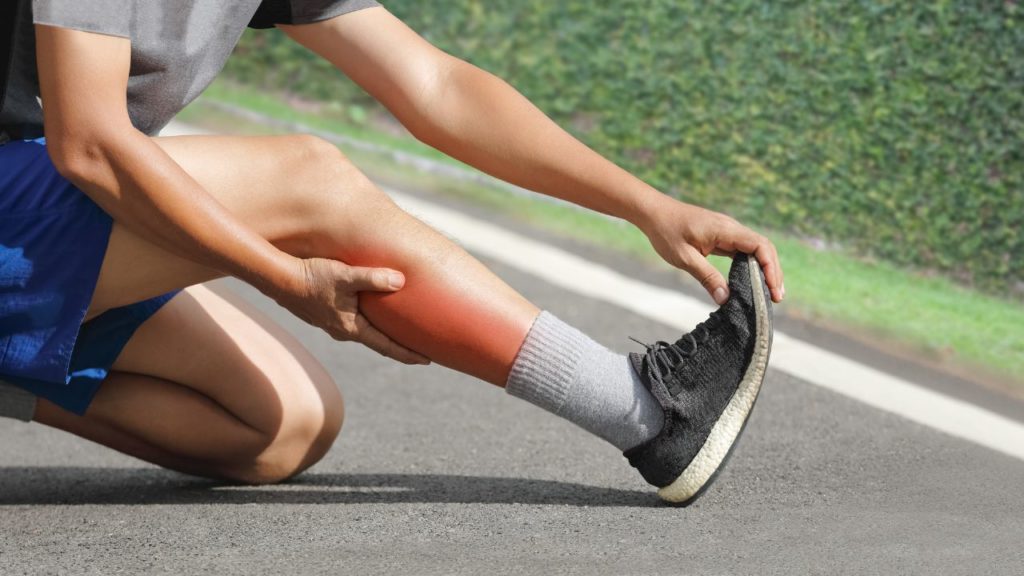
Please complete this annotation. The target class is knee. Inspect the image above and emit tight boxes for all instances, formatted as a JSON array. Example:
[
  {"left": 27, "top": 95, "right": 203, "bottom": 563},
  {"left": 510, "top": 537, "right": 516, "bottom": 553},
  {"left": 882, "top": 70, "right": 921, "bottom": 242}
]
[
  {"left": 285, "top": 134, "right": 397, "bottom": 240},
  {"left": 287, "top": 384, "right": 345, "bottom": 471},
  {"left": 291, "top": 134, "right": 385, "bottom": 203},
  {"left": 222, "top": 376, "right": 345, "bottom": 485}
]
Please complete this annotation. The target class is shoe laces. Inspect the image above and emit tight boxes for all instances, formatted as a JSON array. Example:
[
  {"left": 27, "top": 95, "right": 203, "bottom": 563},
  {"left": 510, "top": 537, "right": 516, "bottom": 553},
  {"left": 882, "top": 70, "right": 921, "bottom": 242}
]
[{"left": 631, "top": 309, "right": 726, "bottom": 384}]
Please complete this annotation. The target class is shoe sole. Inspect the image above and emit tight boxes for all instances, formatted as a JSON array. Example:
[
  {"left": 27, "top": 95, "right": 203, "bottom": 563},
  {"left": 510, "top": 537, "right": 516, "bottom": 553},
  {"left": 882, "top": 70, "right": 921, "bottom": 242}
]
[{"left": 657, "top": 255, "right": 774, "bottom": 504}]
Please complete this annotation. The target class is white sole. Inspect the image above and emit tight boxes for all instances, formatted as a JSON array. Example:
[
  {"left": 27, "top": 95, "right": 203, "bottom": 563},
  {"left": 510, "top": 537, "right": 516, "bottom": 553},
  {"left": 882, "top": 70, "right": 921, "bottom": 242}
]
[{"left": 657, "top": 256, "right": 773, "bottom": 503}]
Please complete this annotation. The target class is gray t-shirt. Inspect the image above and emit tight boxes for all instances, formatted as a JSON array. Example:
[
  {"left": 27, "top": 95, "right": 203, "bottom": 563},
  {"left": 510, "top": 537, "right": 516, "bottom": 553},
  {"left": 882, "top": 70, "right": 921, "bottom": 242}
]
[{"left": 0, "top": 0, "right": 379, "bottom": 143}]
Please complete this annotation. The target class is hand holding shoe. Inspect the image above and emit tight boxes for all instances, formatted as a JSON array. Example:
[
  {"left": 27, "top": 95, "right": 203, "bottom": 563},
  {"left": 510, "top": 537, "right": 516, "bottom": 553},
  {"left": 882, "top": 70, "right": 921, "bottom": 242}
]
[{"left": 636, "top": 194, "right": 785, "bottom": 305}]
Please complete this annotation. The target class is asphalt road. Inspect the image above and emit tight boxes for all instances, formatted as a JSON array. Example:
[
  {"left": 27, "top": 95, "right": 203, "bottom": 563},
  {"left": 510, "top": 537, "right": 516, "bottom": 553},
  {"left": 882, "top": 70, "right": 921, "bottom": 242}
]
[{"left": 2, "top": 195, "right": 1023, "bottom": 575}]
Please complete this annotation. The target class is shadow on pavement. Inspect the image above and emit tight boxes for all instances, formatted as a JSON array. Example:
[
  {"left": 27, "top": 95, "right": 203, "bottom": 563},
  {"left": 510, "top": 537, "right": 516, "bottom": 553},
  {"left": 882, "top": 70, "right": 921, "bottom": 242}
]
[{"left": 0, "top": 467, "right": 657, "bottom": 507}]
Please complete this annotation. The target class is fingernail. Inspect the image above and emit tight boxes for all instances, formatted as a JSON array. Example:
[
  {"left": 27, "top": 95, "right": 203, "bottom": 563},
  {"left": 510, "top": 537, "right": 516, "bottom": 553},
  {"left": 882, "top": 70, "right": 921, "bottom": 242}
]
[
  {"left": 713, "top": 287, "right": 728, "bottom": 305},
  {"left": 388, "top": 272, "right": 404, "bottom": 289},
  {"left": 781, "top": 284, "right": 786, "bottom": 299}
]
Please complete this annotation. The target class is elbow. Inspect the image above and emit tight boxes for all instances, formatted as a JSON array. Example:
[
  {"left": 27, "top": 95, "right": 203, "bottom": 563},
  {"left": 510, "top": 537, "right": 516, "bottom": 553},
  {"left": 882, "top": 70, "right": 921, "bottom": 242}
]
[
  {"left": 397, "top": 56, "right": 467, "bottom": 150},
  {"left": 404, "top": 116, "right": 447, "bottom": 151},
  {"left": 398, "top": 94, "right": 448, "bottom": 151},
  {"left": 402, "top": 94, "right": 466, "bottom": 155},
  {"left": 402, "top": 60, "right": 510, "bottom": 153},
  {"left": 45, "top": 127, "right": 120, "bottom": 185},
  {"left": 47, "top": 145, "right": 90, "bottom": 183}
]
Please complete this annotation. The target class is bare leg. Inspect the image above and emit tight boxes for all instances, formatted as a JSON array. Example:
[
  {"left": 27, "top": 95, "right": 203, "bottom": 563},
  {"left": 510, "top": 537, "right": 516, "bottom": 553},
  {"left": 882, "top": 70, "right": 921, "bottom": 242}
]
[
  {"left": 87, "top": 134, "right": 540, "bottom": 385},
  {"left": 38, "top": 284, "right": 343, "bottom": 483},
  {"left": 37, "top": 133, "right": 540, "bottom": 481}
]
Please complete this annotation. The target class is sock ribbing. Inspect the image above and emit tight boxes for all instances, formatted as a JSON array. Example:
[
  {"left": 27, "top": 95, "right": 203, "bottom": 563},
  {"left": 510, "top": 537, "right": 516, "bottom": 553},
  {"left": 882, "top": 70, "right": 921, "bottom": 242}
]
[
  {"left": 505, "top": 311, "right": 663, "bottom": 451},
  {"left": 505, "top": 311, "right": 585, "bottom": 415}
]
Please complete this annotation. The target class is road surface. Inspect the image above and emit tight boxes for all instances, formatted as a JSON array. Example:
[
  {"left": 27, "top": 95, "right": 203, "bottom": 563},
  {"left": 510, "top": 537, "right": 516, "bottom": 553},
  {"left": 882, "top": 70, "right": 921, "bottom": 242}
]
[{"left": 2, "top": 144, "right": 1022, "bottom": 576}]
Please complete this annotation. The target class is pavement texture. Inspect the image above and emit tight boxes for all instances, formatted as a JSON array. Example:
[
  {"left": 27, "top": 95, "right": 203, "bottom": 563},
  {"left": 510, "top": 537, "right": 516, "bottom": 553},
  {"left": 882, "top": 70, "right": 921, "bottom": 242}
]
[{"left": 2, "top": 198, "right": 1024, "bottom": 575}]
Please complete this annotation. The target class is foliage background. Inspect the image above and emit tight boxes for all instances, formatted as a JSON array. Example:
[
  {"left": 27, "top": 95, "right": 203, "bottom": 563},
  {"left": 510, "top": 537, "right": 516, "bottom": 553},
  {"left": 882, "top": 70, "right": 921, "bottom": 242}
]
[{"left": 224, "top": 0, "right": 1024, "bottom": 294}]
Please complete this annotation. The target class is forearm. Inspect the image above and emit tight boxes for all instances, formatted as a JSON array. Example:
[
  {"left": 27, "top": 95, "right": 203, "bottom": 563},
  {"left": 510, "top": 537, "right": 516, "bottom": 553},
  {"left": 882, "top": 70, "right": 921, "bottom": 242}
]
[
  {"left": 34, "top": 24, "right": 296, "bottom": 297},
  {"left": 407, "top": 60, "right": 662, "bottom": 226},
  {"left": 51, "top": 127, "right": 297, "bottom": 294}
]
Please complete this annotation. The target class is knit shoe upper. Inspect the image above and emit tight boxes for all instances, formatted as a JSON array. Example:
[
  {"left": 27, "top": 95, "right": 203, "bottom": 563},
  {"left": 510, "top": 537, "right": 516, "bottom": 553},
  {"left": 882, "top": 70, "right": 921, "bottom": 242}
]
[{"left": 624, "top": 253, "right": 773, "bottom": 503}]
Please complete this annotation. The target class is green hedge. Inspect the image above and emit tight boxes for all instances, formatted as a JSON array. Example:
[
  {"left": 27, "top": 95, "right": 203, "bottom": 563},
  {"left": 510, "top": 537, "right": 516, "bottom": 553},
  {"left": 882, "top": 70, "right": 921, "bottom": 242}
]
[{"left": 224, "top": 0, "right": 1024, "bottom": 293}]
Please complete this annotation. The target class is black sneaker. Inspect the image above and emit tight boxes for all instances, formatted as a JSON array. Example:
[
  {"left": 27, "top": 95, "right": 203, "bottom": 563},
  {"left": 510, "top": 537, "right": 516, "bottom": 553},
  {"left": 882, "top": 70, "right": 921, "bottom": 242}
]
[{"left": 624, "top": 253, "right": 773, "bottom": 504}]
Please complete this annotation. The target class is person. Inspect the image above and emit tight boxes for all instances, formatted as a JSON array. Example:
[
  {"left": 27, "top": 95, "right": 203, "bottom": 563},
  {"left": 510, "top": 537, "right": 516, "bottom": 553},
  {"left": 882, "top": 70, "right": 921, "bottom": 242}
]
[{"left": 0, "top": 0, "right": 783, "bottom": 504}]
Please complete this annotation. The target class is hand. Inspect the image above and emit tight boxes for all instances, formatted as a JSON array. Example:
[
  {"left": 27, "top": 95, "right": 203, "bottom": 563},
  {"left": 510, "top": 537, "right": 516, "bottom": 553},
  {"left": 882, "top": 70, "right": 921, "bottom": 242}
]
[
  {"left": 638, "top": 194, "right": 784, "bottom": 305},
  {"left": 269, "top": 257, "right": 430, "bottom": 365}
]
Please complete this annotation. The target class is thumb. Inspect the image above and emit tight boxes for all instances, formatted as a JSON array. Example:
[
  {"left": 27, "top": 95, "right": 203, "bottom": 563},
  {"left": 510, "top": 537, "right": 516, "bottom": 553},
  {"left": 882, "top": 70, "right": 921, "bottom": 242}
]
[
  {"left": 346, "top": 266, "right": 405, "bottom": 292},
  {"left": 686, "top": 252, "right": 729, "bottom": 305}
]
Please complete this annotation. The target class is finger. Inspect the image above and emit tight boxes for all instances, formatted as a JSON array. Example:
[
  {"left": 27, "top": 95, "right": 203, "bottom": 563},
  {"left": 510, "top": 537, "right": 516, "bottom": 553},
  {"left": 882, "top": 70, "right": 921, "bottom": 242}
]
[
  {"left": 682, "top": 247, "right": 729, "bottom": 305},
  {"left": 345, "top": 266, "right": 406, "bottom": 293},
  {"left": 354, "top": 315, "right": 431, "bottom": 365},
  {"left": 726, "top": 229, "right": 784, "bottom": 303},
  {"left": 751, "top": 242, "right": 783, "bottom": 303},
  {"left": 763, "top": 241, "right": 784, "bottom": 302}
]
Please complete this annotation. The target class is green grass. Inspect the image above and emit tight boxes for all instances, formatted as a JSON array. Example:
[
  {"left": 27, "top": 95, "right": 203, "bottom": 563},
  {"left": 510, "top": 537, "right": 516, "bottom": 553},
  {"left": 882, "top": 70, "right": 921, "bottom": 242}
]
[
  {"left": 177, "top": 79, "right": 1024, "bottom": 391},
  {"left": 180, "top": 80, "right": 456, "bottom": 164}
]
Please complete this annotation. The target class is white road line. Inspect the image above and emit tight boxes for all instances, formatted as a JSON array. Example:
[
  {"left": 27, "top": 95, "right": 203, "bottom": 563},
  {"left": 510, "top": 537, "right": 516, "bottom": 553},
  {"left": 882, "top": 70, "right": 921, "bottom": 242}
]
[{"left": 390, "top": 191, "right": 1024, "bottom": 461}]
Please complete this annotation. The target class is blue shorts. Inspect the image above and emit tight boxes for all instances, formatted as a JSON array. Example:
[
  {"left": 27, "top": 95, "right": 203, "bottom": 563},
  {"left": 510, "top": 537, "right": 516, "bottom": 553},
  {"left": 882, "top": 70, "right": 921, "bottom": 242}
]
[{"left": 0, "top": 138, "right": 180, "bottom": 416}]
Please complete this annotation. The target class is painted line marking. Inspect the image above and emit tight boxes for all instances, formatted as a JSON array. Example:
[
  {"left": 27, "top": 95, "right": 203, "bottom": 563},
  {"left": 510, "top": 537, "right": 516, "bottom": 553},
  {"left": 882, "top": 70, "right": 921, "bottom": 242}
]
[{"left": 390, "top": 191, "right": 1024, "bottom": 461}]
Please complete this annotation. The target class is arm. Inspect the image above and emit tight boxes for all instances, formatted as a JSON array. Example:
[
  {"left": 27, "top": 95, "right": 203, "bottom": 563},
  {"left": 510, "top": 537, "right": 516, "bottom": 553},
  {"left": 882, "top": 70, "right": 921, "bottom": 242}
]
[
  {"left": 35, "top": 25, "right": 424, "bottom": 363},
  {"left": 36, "top": 26, "right": 295, "bottom": 295},
  {"left": 283, "top": 9, "right": 784, "bottom": 304}
]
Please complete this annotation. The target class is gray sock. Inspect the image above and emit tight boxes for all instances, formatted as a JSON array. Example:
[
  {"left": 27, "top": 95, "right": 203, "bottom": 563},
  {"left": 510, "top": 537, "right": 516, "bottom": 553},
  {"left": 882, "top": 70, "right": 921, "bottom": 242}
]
[{"left": 506, "top": 311, "right": 664, "bottom": 451}]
